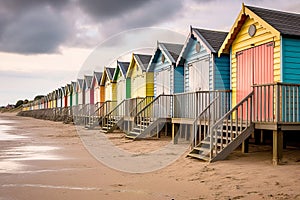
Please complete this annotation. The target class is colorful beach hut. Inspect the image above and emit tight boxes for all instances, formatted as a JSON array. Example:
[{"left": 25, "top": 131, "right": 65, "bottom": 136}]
[
  {"left": 83, "top": 75, "right": 93, "bottom": 105},
  {"left": 190, "top": 4, "right": 300, "bottom": 164},
  {"left": 76, "top": 79, "right": 84, "bottom": 106},
  {"left": 126, "top": 54, "right": 153, "bottom": 98},
  {"left": 100, "top": 67, "right": 116, "bottom": 101},
  {"left": 71, "top": 81, "right": 77, "bottom": 107},
  {"left": 148, "top": 42, "right": 183, "bottom": 96},
  {"left": 113, "top": 61, "right": 130, "bottom": 104},
  {"left": 91, "top": 71, "right": 103, "bottom": 107},
  {"left": 177, "top": 26, "right": 230, "bottom": 92}
]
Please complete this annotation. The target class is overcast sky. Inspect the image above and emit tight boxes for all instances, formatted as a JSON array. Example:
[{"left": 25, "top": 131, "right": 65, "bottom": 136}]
[{"left": 0, "top": 0, "right": 300, "bottom": 106}]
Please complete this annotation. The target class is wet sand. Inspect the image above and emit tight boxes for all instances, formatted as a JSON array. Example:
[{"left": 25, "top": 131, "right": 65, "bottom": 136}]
[{"left": 0, "top": 113, "right": 300, "bottom": 199}]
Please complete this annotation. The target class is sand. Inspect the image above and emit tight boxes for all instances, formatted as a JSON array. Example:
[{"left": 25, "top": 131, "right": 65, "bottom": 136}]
[{"left": 0, "top": 112, "right": 300, "bottom": 200}]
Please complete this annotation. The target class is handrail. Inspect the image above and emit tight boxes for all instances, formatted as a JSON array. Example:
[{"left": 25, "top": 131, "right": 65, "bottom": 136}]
[
  {"left": 173, "top": 89, "right": 231, "bottom": 96},
  {"left": 191, "top": 95, "right": 220, "bottom": 147},
  {"left": 211, "top": 91, "right": 253, "bottom": 128},
  {"left": 129, "top": 96, "right": 153, "bottom": 117},
  {"left": 104, "top": 99, "right": 126, "bottom": 118},
  {"left": 209, "top": 91, "right": 253, "bottom": 160},
  {"left": 135, "top": 94, "right": 173, "bottom": 117}
]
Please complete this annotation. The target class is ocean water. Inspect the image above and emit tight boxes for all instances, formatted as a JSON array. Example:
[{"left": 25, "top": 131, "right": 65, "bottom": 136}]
[
  {"left": 0, "top": 120, "right": 27, "bottom": 140},
  {"left": 0, "top": 118, "right": 65, "bottom": 174}
]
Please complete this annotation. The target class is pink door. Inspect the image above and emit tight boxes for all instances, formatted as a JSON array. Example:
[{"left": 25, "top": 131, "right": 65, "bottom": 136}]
[{"left": 237, "top": 42, "right": 274, "bottom": 120}]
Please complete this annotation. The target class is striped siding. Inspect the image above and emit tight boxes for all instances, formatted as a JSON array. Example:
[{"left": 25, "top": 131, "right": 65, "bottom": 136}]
[
  {"left": 282, "top": 37, "right": 300, "bottom": 83},
  {"left": 231, "top": 17, "right": 281, "bottom": 107},
  {"left": 214, "top": 54, "right": 230, "bottom": 90},
  {"left": 183, "top": 38, "right": 211, "bottom": 92},
  {"left": 126, "top": 78, "right": 131, "bottom": 98},
  {"left": 153, "top": 51, "right": 172, "bottom": 96},
  {"left": 174, "top": 65, "right": 184, "bottom": 93}
]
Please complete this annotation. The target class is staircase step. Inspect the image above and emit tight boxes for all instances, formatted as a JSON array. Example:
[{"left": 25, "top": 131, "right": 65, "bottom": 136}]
[
  {"left": 187, "top": 153, "right": 209, "bottom": 161},
  {"left": 193, "top": 146, "right": 210, "bottom": 154}
]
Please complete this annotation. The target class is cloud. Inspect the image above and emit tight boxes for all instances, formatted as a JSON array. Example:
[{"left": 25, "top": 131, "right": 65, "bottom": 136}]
[
  {"left": 76, "top": 0, "right": 150, "bottom": 20},
  {"left": 0, "top": 0, "right": 73, "bottom": 54}
]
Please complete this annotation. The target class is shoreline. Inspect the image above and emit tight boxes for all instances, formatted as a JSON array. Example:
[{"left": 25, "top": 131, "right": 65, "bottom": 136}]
[{"left": 0, "top": 112, "right": 300, "bottom": 199}]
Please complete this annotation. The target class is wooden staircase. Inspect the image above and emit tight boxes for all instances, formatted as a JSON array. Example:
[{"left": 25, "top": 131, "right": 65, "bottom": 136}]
[
  {"left": 188, "top": 91, "right": 254, "bottom": 162},
  {"left": 100, "top": 100, "right": 125, "bottom": 133},
  {"left": 85, "top": 101, "right": 116, "bottom": 129},
  {"left": 125, "top": 95, "right": 172, "bottom": 140}
]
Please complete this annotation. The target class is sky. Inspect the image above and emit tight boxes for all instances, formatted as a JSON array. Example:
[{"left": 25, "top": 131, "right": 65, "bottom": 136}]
[{"left": 0, "top": 0, "right": 300, "bottom": 106}]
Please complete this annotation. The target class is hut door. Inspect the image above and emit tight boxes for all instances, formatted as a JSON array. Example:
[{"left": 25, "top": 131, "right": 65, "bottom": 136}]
[
  {"left": 155, "top": 68, "right": 171, "bottom": 96},
  {"left": 237, "top": 42, "right": 274, "bottom": 119},
  {"left": 189, "top": 58, "right": 209, "bottom": 92}
]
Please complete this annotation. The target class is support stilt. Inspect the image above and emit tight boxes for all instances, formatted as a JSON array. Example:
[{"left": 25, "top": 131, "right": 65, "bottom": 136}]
[{"left": 273, "top": 130, "right": 283, "bottom": 165}]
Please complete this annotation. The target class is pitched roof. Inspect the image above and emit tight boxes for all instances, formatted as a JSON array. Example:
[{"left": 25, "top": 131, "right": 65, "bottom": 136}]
[
  {"left": 193, "top": 28, "right": 228, "bottom": 52},
  {"left": 117, "top": 61, "right": 130, "bottom": 76},
  {"left": 247, "top": 5, "right": 300, "bottom": 37},
  {"left": 84, "top": 75, "right": 93, "bottom": 89},
  {"left": 94, "top": 71, "right": 102, "bottom": 83},
  {"left": 134, "top": 54, "right": 152, "bottom": 71},
  {"left": 160, "top": 42, "right": 183, "bottom": 62},
  {"left": 106, "top": 67, "right": 115, "bottom": 80},
  {"left": 77, "top": 79, "right": 84, "bottom": 90}
]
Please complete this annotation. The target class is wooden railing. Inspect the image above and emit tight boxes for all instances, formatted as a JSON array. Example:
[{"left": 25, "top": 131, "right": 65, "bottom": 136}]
[
  {"left": 134, "top": 95, "right": 173, "bottom": 129},
  {"left": 191, "top": 95, "right": 224, "bottom": 148},
  {"left": 173, "top": 90, "right": 231, "bottom": 119},
  {"left": 209, "top": 91, "right": 253, "bottom": 160},
  {"left": 97, "top": 101, "right": 117, "bottom": 126},
  {"left": 128, "top": 96, "right": 153, "bottom": 117},
  {"left": 253, "top": 83, "right": 300, "bottom": 123}
]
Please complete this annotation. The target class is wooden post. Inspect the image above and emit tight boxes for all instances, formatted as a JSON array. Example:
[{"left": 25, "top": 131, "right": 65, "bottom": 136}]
[
  {"left": 242, "top": 137, "right": 249, "bottom": 153},
  {"left": 273, "top": 130, "right": 283, "bottom": 165},
  {"left": 157, "top": 123, "right": 160, "bottom": 138},
  {"left": 260, "top": 129, "right": 264, "bottom": 144},
  {"left": 172, "top": 123, "right": 179, "bottom": 144},
  {"left": 283, "top": 132, "right": 287, "bottom": 149},
  {"left": 164, "top": 123, "right": 168, "bottom": 136}
]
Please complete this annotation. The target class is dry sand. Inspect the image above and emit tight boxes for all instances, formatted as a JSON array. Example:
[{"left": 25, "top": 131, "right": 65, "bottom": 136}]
[{"left": 0, "top": 112, "right": 300, "bottom": 200}]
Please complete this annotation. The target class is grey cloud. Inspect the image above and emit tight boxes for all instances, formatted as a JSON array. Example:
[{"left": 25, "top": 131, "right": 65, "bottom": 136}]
[
  {"left": 0, "top": 7, "right": 73, "bottom": 54},
  {"left": 0, "top": 0, "right": 74, "bottom": 54},
  {"left": 76, "top": 0, "right": 150, "bottom": 20},
  {"left": 97, "top": 0, "right": 183, "bottom": 37}
]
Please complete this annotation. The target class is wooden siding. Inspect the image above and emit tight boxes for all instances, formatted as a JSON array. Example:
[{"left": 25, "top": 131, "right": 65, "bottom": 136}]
[
  {"left": 213, "top": 54, "right": 231, "bottom": 90},
  {"left": 231, "top": 17, "right": 281, "bottom": 107},
  {"left": 146, "top": 72, "right": 154, "bottom": 97},
  {"left": 282, "top": 37, "right": 300, "bottom": 83},
  {"left": 116, "top": 71, "right": 126, "bottom": 104},
  {"left": 126, "top": 78, "right": 131, "bottom": 98},
  {"left": 174, "top": 65, "right": 184, "bottom": 93},
  {"left": 131, "top": 63, "right": 146, "bottom": 98},
  {"left": 153, "top": 51, "right": 173, "bottom": 96},
  {"left": 100, "top": 86, "right": 105, "bottom": 102},
  {"left": 183, "top": 38, "right": 211, "bottom": 92}
]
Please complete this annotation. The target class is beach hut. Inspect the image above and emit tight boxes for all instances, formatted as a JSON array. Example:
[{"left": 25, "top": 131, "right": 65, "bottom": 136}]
[
  {"left": 70, "top": 82, "right": 76, "bottom": 107},
  {"left": 91, "top": 71, "right": 103, "bottom": 108},
  {"left": 190, "top": 4, "right": 300, "bottom": 164},
  {"left": 61, "top": 87, "right": 67, "bottom": 108},
  {"left": 126, "top": 53, "right": 153, "bottom": 98},
  {"left": 100, "top": 67, "right": 116, "bottom": 102},
  {"left": 57, "top": 87, "right": 63, "bottom": 108},
  {"left": 83, "top": 75, "right": 93, "bottom": 105},
  {"left": 177, "top": 26, "right": 230, "bottom": 92},
  {"left": 113, "top": 61, "right": 130, "bottom": 104},
  {"left": 148, "top": 42, "right": 183, "bottom": 96},
  {"left": 76, "top": 79, "right": 84, "bottom": 106}
]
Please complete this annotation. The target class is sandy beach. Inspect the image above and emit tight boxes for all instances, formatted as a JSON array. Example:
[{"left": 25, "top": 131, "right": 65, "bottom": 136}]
[{"left": 0, "top": 113, "right": 300, "bottom": 200}]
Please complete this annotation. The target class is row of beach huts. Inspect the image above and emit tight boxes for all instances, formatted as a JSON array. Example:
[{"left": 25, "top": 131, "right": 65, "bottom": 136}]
[{"left": 20, "top": 4, "right": 300, "bottom": 164}]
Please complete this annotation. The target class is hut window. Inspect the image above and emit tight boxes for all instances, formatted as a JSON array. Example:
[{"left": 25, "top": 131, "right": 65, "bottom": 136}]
[
  {"left": 196, "top": 42, "right": 201, "bottom": 53},
  {"left": 162, "top": 54, "right": 165, "bottom": 63},
  {"left": 248, "top": 24, "right": 256, "bottom": 37}
]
